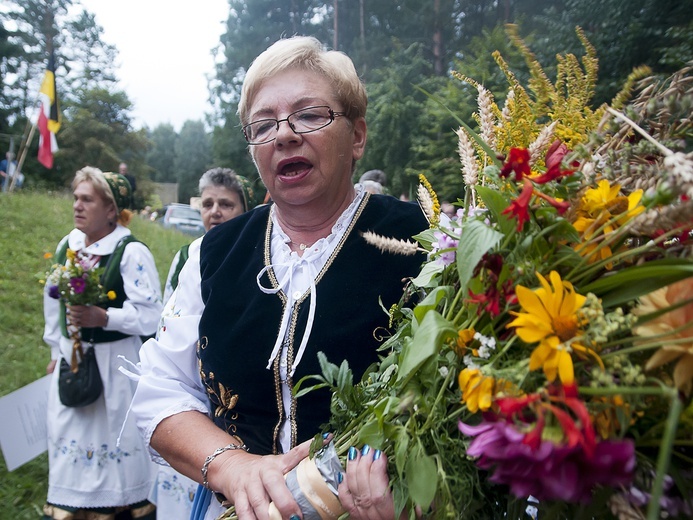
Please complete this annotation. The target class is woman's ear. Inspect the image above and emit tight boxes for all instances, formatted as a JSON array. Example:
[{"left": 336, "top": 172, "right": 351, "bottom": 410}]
[{"left": 351, "top": 117, "right": 367, "bottom": 161}]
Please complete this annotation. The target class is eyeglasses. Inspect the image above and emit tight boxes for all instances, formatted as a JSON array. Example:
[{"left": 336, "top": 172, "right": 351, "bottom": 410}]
[{"left": 242, "top": 105, "right": 347, "bottom": 145}]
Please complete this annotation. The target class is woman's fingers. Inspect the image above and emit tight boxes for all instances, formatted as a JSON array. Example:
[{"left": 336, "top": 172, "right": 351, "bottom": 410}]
[{"left": 339, "top": 446, "right": 396, "bottom": 520}]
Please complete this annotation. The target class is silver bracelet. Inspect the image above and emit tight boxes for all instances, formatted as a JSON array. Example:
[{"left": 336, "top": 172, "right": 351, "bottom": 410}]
[{"left": 201, "top": 442, "right": 249, "bottom": 490}]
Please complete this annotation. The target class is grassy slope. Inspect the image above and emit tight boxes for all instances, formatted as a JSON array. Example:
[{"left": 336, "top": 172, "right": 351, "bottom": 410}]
[{"left": 0, "top": 190, "right": 191, "bottom": 518}]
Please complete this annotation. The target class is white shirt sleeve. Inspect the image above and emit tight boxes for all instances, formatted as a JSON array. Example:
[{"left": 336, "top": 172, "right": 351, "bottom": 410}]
[
  {"left": 104, "top": 241, "right": 163, "bottom": 337},
  {"left": 43, "top": 237, "right": 68, "bottom": 361},
  {"left": 130, "top": 237, "right": 210, "bottom": 462}
]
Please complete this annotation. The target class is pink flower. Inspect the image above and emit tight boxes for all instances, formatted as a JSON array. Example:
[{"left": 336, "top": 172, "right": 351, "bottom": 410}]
[
  {"left": 459, "top": 416, "right": 635, "bottom": 503},
  {"left": 70, "top": 277, "right": 86, "bottom": 294}
]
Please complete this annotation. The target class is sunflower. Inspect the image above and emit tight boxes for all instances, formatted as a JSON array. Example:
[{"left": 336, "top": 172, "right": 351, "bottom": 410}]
[{"left": 507, "top": 271, "right": 587, "bottom": 385}]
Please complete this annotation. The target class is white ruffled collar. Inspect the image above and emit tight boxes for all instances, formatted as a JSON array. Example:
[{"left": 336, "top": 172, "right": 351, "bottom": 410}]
[{"left": 67, "top": 225, "right": 131, "bottom": 256}]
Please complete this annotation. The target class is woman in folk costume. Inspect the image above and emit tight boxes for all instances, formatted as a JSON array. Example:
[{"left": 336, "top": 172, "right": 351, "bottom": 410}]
[
  {"left": 162, "top": 168, "right": 257, "bottom": 304},
  {"left": 154, "top": 167, "right": 256, "bottom": 519},
  {"left": 130, "top": 36, "right": 427, "bottom": 520},
  {"left": 43, "top": 167, "right": 162, "bottom": 519}
]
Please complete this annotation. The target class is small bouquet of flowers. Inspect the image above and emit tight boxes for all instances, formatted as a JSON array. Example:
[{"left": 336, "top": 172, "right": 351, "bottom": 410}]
[
  {"left": 290, "top": 27, "right": 692, "bottom": 520},
  {"left": 41, "top": 248, "right": 114, "bottom": 369}
]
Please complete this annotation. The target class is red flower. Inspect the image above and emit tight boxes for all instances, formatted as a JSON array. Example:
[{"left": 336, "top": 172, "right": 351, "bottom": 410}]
[
  {"left": 467, "top": 287, "right": 502, "bottom": 316},
  {"left": 500, "top": 148, "right": 531, "bottom": 181},
  {"left": 532, "top": 140, "right": 576, "bottom": 184},
  {"left": 534, "top": 190, "right": 571, "bottom": 214},
  {"left": 502, "top": 178, "right": 534, "bottom": 230}
]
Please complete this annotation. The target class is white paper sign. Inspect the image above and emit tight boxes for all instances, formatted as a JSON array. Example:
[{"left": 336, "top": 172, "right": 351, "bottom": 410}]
[{"left": 0, "top": 375, "right": 51, "bottom": 471}]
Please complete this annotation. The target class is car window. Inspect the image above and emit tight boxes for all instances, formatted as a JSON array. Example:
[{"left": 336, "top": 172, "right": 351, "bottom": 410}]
[{"left": 169, "top": 207, "right": 202, "bottom": 220}]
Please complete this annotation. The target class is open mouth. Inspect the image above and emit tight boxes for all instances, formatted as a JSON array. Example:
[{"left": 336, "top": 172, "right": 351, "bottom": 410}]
[{"left": 279, "top": 160, "right": 312, "bottom": 177}]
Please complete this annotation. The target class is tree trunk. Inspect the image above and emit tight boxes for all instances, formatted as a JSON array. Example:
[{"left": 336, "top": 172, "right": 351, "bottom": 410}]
[
  {"left": 333, "top": 0, "right": 339, "bottom": 49},
  {"left": 433, "top": 0, "right": 443, "bottom": 75}
]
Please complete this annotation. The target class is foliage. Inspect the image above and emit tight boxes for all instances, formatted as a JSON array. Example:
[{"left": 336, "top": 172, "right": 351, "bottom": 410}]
[
  {"left": 174, "top": 120, "right": 213, "bottom": 203},
  {"left": 294, "top": 35, "right": 693, "bottom": 520},
  {"left": 146, "top": 123, "right": 179, "bottom": 183}
]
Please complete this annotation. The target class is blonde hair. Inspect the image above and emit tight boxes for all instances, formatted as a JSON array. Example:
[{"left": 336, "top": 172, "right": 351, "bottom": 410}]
[
  {"left": 238, "top": 36, "right": 367, "bottom": 125},
  {"left": 72, "top": 166, "right": 133, "bottom": 227}
]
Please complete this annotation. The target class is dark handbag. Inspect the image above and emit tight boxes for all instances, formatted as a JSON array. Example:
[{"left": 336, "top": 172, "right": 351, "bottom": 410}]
[{"left": 58, "top": 346, "right": 103, "bottom": 407}]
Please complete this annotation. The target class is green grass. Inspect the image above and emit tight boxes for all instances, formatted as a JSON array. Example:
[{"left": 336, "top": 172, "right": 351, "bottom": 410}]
[{"left": 0, "top": 190, "right": 192, "bottom": 518}]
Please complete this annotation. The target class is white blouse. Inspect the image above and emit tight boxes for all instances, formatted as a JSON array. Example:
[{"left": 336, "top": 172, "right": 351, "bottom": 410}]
[{"left": 131, "top": 188, "right": 367, "bottom": 460}]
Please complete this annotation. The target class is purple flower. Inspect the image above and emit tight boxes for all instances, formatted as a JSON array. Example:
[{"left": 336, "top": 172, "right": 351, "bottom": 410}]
[
  {"left": 459, "top": 417, "right": 635, "bottom": 503},
  {"left": 431, "top": 230, "right": 459, "bottom": 266},
  {"left": 48, "top": 285, "right": 60, "bottom": 299},
  {"left": 70, "top": 277, "right": 86, "bottom": 294}
]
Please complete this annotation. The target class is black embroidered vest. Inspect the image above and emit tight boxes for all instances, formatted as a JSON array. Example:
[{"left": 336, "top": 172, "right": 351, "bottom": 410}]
[{"left": 198, "top": 195, "right": 427, "bottom": 455}]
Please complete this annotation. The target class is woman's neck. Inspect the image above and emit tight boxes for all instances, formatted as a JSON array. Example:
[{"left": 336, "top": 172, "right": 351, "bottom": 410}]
[{"left": 274, "top": 187, "right": 356, "bottom": 247}]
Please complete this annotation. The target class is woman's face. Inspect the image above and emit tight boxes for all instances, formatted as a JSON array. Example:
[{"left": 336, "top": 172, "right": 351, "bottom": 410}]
[
  {"left": 200, "top": 185, "right": 244, "bottom": 231},
  {"left": 73, "top": 181, "right": 116, "bottom": 243},
  {"left": 247, "top": 69, "right": 366, "bottom": 212}
]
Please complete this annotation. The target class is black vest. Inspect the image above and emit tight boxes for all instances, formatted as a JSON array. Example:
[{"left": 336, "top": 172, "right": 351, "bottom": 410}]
[{"left": 198, "top": 195, "right": 427, "bottom": 454}]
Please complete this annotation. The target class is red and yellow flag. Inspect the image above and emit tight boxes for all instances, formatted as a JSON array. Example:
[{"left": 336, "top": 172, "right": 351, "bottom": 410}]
[{"left": 38, "top": 51, "right": 60, "bottom": 169}]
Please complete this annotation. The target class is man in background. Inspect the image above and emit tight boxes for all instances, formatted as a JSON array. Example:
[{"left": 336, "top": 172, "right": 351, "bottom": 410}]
[{"left": 119, "top": 162, "right": 137, "bottom": 194}]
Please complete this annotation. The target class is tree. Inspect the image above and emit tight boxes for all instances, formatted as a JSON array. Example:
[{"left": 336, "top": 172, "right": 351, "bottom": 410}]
[
  {"left": 55, "top": 87, "right": 149, "bottom": 190},
  {"left": 146, "top": 123, "right": 178, "bottom": 183},
  {"left": 359, "top": 42, "right": 438, "bottom": 198},
  {"left": 174, "top": 120, "right": 212, "bottom": 203}
]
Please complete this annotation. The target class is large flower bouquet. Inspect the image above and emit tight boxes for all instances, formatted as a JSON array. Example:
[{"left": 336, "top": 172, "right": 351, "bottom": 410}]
[
  {"left": 294, "top": 28, "right": 693, "bottom": 520},
  {"left": 217, "top": 29, "right": 693, "bottom": 520}
]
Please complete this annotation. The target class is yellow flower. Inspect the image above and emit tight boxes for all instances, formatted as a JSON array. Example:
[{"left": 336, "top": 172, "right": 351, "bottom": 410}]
[
  {"left": 458, "top": 368, "right": 495, "bottom": 413},
  {"left": 107, "top": 290, "right": 117, "bottom": 300},
  {"left": 507, "top": 271, "right": 587, "bottom": 385},
  {"left": 633, "top": 278, "right": 693, "bottom": 396},
  {"left": 43, "top": 252, "right": 53, "bottom": 260},
  {"left": 66, "top": 248, "right": 77, "bottom": 261},
  {"left": 456, "top": 328, "right": 476, "bottom": 354},
  {"left": 572, "top": 180, "right": 644, "bottom": 265}
]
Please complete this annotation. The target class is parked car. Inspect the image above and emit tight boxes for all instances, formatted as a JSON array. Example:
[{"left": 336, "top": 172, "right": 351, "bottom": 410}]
[{"left": 160, "top": 203, "right": 205, "bottom": 236}]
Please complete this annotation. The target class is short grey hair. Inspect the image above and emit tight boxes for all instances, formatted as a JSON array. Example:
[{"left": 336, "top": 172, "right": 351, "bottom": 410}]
[
  {"left": 238, "top": 36, "right": 367, "bottom": 125},
  {"left": 199, "top": 167, "right": 243, "bottom": 197}
]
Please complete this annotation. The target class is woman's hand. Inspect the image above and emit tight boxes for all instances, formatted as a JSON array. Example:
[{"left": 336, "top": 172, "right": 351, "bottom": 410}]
[
  {"left": 209, "top": 437, "right": 313, "bottom": 520},
  {"left": 67, "top": 305, "right": 108, "bottom": 328},
  {"left": 46, "top": 359, "right": 57, "bottom": 374},
  {"left": 338, "top": 445, "right": 401, "bottom": 520}
]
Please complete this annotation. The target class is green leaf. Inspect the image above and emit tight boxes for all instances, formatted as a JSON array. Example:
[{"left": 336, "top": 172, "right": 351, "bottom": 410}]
[
  {"left": 476, "top": 184, "right": 515, "bottom": 236},
  {"left": 336, "top": 360, "right": 353, "bottom": 394},
  {"left": 411, "top": 261, "right": 445, "bottom": 288},
  {"left": 405, "top": 445, "right": 438, "bottom": 508},
  {"left": 413, "top": 286, "right": 450, "bottom": 323},
  {"left": 456, "top": 219, "right": 504, "bottom": 294},
  {"left": 580, "top": 260, "right": 693, "bottom": 306},
  {"left": 357, "top": 418, "right": 385, "bottom": 447},
  {"left": 397, "top": 311, "right": 456, "bottom": 383}
]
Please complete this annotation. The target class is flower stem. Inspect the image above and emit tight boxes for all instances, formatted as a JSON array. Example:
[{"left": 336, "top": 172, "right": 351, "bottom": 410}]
[{"left": 646, "top": 390, "right": 682, "bottom": 520}]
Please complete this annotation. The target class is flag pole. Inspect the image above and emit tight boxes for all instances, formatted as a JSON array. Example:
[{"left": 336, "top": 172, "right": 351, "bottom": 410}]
[
  {"left": 9, "top": 123, "right": 37, "bottom": 192},
  {"left": 7, "top": 98, "right": 42, "bottom": 193}
]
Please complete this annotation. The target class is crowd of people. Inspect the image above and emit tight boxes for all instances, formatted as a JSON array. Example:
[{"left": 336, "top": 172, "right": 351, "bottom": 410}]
[{"left": 41, "top": 35, "right": 427, "bottom": 520}]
